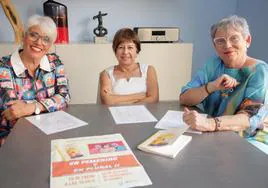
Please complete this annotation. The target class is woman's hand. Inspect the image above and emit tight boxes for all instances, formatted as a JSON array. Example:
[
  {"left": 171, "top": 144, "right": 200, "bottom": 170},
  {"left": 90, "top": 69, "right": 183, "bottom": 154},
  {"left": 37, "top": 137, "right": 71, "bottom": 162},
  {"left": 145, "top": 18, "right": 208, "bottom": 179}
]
[
  {"left": 208, "top": 74, "right": 240, "bottom": 92},
  {"left": 133, "top": 92, "right": 147, "bottom": 103},
  {"left": 183, "top": 108, "right": 215, "bottom": 132},
  {"left": 134, "top": 92, "right": 146, "bottom": 100},
  {"left": 1, "top": 100, "right": 34, "bottom": 121}
]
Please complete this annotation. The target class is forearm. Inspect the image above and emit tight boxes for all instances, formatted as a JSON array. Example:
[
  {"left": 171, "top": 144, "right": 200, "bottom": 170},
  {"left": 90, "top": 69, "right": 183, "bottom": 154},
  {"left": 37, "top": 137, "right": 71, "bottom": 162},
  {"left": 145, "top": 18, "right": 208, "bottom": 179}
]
[
  {"left": 212, "top": 113, "right": 250, "bottom": 131},
  {"left": 42, "top": 62, "right": 70, "bottom": 111},
  {"left": 101, "top": 93, "right": 145, "bottom": 105},
  {"left": 180, "top": 86, "right": 209, "bottom": 106},
  {"left": 137, "top": 94, "right": 159, "bottom": 104},
  {"left": 39, "top": 93, "right": 70, "bottom": 112}
]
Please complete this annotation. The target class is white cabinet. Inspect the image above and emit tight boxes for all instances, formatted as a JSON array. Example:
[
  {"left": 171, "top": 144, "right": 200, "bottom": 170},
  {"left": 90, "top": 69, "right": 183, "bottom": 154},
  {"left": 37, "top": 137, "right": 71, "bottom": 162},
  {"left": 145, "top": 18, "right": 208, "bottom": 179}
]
[{"left": 0, "top": 43, "right": 192, "bottom": 104}]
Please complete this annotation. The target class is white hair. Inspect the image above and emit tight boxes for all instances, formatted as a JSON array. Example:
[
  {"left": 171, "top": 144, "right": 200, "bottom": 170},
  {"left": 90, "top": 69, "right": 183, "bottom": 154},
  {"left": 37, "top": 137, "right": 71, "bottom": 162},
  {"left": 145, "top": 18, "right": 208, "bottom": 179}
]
[
  {"left": 26, "top": 14, "right": 57, "bottom": 43},
  {"left": 210, "top": 15, "right": 250, "bottom": 40}
]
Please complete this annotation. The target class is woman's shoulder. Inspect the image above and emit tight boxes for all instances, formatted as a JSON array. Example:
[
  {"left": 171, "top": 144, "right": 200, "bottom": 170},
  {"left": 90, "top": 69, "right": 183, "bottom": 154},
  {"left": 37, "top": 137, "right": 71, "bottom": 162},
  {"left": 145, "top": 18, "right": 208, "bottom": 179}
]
[
  {"left": 102, "top": 65, "right": 115, "bottom": 79},
  {"left": 255, "top": 59, "right": 268, "bottom": 67},
  {"left": 251, "top": 59, "right": 268, "bottom": 74},
  {"left": 198, "top": 56, "right": 223, "bottom": 71},
  {"left": 0, "top": 55, "right": 13, "bottom": 80},
  {"left": 206, "top": 56, "right": 222, "bottom": 66},
  {"left": 47, "top": 53, "right": 60, "bottom": 61},
  {"left": 0, "top": 55, "right": 12, "bottom": 67},
  {"left": 0, "top": 55, "right": 13, "bottom": 77},
  {"left": 46, "top": 53, "right": 64, "bottom": 68},
  {"left": 139, "top": 63, "right": 153, "bottom": 76},
  {"left": 105, "top": 65, "right": 115, "bottom": 72},
  {"left": 201, "top": 56, "right": 223, "bottom": 73},
  {"left": 139, "top": 63, "right": 149, "bottom": 68},
  {"left": 139, "top": 63, "right": 149, "bottom": 70}
]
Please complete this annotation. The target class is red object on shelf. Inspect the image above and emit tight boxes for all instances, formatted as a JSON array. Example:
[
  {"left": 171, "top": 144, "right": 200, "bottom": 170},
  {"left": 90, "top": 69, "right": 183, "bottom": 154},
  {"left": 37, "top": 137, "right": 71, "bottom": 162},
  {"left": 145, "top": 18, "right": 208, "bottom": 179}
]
[{"left": 43, "top": 0, "right": 69, "bottom": 44}]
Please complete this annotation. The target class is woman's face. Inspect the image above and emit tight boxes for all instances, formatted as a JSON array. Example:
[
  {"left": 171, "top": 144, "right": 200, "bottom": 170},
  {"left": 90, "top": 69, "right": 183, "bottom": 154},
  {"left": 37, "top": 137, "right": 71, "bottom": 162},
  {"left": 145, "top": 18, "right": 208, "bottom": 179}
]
[
  {"left": 213, "top": 27, "right": 251, "bottom": 68},
  {"left": 22, "top": 25, "right": 52, "bottom": 60},
  {"left": 115, "top": 41, "right": 137, "bottom": 66}
]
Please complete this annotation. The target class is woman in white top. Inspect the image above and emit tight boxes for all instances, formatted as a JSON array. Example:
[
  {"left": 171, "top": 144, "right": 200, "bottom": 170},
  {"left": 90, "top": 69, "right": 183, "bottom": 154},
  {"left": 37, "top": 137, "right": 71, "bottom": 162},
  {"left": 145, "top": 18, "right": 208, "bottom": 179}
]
[{"left": 100, "top": 28, "right": 159, "bottom": 105}]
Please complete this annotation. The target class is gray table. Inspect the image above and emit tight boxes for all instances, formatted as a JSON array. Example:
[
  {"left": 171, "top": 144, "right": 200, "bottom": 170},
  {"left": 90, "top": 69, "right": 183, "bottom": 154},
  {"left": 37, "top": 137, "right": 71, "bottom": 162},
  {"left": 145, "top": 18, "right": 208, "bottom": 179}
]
[{"left": 0, "top": 101, "right": 267, "bottom": 188}]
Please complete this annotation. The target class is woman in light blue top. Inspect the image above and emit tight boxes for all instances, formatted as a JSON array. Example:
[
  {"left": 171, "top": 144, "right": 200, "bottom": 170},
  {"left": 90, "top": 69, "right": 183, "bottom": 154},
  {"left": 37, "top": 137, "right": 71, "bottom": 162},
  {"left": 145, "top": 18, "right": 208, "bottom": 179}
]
[{"left": 180, "top": 15, "right": 268, "bottom": 147}]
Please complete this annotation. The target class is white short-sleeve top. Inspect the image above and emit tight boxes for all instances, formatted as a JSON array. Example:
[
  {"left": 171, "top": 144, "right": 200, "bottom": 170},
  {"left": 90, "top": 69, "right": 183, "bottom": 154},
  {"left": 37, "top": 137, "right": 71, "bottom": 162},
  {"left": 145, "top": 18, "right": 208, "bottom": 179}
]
[{"left": 105, "top": 63, "right": 148, "bottom": 95}]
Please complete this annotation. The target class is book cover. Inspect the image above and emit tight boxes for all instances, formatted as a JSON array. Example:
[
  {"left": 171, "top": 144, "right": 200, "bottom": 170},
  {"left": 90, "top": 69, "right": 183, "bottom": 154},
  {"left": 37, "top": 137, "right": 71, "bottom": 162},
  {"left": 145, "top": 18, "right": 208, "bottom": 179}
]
[
  {"left": 50, "top": 134, "right": 152, "bottom": 188},
  {"left": 138, "top": 128, "right": 192, "bottom": 159}
]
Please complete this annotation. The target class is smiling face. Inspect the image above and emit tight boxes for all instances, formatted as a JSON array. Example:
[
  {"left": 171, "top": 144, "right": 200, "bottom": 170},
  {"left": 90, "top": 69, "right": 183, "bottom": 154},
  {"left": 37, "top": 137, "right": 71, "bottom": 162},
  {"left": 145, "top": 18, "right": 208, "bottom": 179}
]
[
  {"left": 115, "top": 41, "right": 138, "bottom": 66},
  {"left": 213, "top": 27, "right": 251, "bottom": 68},
  {"left": 22, "top": 25, "right": 52, "bottom": 61}
]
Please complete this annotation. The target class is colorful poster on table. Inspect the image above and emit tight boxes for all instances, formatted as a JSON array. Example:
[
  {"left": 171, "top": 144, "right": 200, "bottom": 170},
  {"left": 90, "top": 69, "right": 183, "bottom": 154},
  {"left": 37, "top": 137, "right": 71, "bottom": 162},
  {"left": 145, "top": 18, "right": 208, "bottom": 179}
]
[{"left": 50, "top": 134, "right": 152, "bottom": 188}]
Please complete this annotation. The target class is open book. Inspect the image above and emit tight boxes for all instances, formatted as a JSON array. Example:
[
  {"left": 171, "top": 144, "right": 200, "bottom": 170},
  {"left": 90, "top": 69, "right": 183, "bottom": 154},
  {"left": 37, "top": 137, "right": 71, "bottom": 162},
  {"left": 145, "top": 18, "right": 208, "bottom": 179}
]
[{"left": 138, "top": 128, "right": 192, "bottom": 159}]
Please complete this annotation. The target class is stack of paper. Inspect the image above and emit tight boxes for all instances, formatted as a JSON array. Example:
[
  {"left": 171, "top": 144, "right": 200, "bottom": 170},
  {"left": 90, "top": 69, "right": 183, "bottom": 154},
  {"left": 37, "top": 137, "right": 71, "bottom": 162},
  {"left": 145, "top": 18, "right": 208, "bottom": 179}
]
[
  {"left": 109, "top": 105, "right": 157, "bottom": 124},
  {"left": 26, "top": 111, "right": 88, "bottom": 134}
]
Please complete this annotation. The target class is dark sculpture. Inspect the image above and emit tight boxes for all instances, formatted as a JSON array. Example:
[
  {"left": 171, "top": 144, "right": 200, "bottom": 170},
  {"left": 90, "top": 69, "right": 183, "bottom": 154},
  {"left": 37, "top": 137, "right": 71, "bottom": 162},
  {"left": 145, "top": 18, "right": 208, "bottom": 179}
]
[{"left": 93, "top": 11, "right": 108, "bottom": 37}]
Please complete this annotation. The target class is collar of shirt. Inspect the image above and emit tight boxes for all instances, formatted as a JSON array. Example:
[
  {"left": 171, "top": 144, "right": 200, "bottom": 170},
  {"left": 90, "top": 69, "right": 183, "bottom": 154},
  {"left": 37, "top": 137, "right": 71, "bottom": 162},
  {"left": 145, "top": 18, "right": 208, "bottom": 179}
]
[{"left": 10, "top": 48, "right": 51, "bottom": 77}]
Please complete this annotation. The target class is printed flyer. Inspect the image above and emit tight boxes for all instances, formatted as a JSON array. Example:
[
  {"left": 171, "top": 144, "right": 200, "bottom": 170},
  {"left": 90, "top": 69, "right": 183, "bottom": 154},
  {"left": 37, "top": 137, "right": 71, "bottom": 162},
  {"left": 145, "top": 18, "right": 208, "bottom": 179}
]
[{"left": 50, "top": 134, "right": 152, "bottom": 188}]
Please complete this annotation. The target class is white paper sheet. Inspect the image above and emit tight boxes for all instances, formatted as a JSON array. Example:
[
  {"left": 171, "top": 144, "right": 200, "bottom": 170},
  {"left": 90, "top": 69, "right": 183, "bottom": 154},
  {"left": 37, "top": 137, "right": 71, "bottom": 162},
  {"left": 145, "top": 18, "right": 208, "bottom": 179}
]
[
  {"left": 109, "top": 105, "right": 157, "bottom": 124},
  {"left": 25, "top": 111, "right": 88, "bottom": 135},
  {"left": 155, "top": 110, "right": 204, "bottom": 134}
]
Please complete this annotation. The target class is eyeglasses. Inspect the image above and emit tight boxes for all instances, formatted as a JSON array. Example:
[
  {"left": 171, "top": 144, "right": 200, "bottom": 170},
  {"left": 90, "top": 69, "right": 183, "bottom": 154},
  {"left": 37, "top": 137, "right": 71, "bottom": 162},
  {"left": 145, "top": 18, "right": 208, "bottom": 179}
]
[
  {"left": 26, "top": 31, "right": 51, "bottom": 46},
  {"left": 213, "top": 35, "right": 242, "bottom": 47}
]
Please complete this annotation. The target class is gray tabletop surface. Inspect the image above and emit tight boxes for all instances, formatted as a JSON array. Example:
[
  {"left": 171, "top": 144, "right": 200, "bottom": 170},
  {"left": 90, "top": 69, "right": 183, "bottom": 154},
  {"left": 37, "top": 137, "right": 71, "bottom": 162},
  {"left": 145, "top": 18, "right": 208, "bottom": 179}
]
[{"left": 0, "top": 101, "right": 267, "bottom": 188}]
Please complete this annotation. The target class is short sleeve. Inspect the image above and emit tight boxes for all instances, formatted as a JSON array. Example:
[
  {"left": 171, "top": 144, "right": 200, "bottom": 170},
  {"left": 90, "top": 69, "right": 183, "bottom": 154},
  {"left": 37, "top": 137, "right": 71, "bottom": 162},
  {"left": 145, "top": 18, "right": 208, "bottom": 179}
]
[{"left": 244, "top": 62, "right": 268, "bottom": 103}]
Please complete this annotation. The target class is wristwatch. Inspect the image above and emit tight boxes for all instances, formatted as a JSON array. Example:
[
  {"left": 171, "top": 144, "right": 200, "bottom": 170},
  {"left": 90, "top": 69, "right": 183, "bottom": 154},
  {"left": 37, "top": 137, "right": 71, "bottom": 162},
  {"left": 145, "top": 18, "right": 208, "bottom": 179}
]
[{"left": 35, "top": 101, "right": 41, "bottom": 115}]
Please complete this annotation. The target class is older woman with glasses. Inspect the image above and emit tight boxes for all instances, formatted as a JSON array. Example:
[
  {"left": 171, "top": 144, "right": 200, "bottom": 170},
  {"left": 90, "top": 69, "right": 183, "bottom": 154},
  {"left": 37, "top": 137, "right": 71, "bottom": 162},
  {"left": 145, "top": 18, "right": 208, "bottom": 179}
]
[
  {"left": 180, "top": 15, "right": 268, "bottom": 148},
  {"left": 0, "top": 15, "right": 70, "bottom": 145}
]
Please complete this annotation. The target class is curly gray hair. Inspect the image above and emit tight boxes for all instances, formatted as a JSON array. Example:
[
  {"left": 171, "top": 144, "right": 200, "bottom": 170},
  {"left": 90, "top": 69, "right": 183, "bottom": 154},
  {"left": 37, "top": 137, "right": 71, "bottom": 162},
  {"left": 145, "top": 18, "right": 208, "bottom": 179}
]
[{"left": 210, "top": 15, "right": 250, "bottom": 40}]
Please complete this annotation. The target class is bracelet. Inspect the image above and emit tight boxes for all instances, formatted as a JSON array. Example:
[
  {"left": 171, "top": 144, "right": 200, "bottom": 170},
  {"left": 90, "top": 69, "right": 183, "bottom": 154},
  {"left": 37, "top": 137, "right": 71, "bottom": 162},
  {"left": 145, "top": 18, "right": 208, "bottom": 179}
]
[
  {"left": 204, "top": 83, "right": 211, "bottom": 95},
  {"left": 214, "top": 117, "right": 221, "bottom": 131}
]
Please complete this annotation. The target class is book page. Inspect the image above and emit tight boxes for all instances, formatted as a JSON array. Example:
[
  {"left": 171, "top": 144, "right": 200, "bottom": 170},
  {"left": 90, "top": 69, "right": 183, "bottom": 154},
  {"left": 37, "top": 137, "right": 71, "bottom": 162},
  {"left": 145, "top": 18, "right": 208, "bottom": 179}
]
[
  {"left": 51, "top": 134, "right": 152, "bottom": 188},
  {"left": 109, "top": 105, "right": 157, "bottom": 124},
  {"left": 155, "top": 110, "right": 204, "bottom": 134},
  {"left": 26, "top": 111, "right": 88, "bottom": 135}
]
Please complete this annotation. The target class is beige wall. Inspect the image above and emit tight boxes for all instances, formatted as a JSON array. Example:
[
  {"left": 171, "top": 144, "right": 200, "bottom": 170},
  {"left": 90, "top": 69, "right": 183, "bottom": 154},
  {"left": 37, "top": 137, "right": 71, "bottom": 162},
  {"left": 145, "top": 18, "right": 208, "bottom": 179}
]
[{"left": 0, "top": 43, "right": 192, "bottom": 104}]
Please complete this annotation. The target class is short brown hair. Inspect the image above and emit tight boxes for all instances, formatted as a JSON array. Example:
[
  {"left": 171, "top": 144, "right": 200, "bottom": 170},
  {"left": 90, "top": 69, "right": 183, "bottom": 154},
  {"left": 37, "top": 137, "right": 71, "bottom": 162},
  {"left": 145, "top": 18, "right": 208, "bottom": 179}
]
[{"left": 112, "top": 28, "right": 141, "bottom": 53}]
